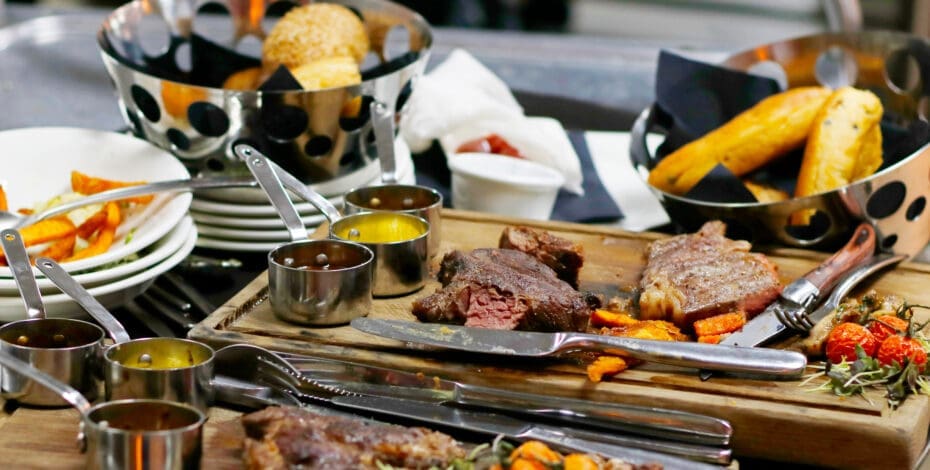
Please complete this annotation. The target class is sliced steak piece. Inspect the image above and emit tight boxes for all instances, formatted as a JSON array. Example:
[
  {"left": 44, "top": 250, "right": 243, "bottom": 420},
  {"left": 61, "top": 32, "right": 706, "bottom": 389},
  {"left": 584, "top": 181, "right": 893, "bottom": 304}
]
[
  {"left": 413, "top": 248, "right": 592, "bottom": 331},
  {"left": 499, "top": 226, "right": 584, "bottom": 288},
  {"left": 639, "top": 221, "right": 782, "bottom": 328},
  {"left": 242, "top": 406, "right": 466, "bottom": 470}
]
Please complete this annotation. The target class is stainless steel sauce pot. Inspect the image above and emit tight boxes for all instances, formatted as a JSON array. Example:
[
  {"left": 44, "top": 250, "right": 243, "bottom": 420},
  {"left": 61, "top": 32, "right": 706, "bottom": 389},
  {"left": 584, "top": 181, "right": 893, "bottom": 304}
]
[
  {"left": 0, "top": 230, "right": 105, "bottom": 406},
  {"left": 343, "top": 102, "right": 443, "bottom": 258},
  {"left": 0, "top": 348, "right": 204, "bottom": 469},
  {"left": 36, "top": 258, "right": 214, "bottom": 412},
  {"left": 237, "top": 143, "right": 429, "bottom": 299}
]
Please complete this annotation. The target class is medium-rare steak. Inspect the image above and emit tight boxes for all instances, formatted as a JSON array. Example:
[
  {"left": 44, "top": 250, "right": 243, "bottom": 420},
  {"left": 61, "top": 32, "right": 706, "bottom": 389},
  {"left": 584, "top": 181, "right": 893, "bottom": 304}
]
[
  {"left": 639, "top": 221, "right": 782, "bottom": 328},
  {"left": 499, "top": 226, "right": 584, "bottom": 288},
  {"left": 413, "top": 248, "right": 593, "bottom": 331},
  {"left": 242, "top": 406, "right": 466, "bottom": 469}
]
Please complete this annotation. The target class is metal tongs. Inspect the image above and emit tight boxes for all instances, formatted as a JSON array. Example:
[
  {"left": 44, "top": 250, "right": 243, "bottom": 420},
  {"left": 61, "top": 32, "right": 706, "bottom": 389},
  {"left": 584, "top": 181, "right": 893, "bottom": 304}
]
[{"left": 271, "top": 351, "right": 733, "bottom": 464}]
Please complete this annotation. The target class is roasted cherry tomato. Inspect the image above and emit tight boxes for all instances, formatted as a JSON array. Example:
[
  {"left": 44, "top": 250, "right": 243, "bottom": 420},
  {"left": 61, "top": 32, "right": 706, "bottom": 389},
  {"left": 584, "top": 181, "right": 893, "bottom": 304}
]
[
  {"left": 867, "top": 315, "right": 909, "bottom": 344},
  {"left": 825, "top": 322, "right": 878, "bottom": 363},
  {"left": 876, "top": 335, "right": 928, "bottom": 368}
]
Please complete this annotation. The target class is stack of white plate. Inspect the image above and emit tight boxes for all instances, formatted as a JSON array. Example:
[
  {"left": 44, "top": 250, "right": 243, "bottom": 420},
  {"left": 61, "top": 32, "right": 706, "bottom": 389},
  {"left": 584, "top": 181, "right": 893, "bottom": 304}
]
[
  {"left": 0, "top": 128, "right": 197, "bottom": 319},
  {"left": 191, "top": 139, "right": 418, "bottom": 252}
]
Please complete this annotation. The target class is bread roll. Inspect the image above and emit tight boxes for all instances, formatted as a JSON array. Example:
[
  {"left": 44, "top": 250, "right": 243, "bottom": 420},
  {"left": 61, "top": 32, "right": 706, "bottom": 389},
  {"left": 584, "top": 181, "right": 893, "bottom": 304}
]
[
  {"left": 262, "top": 4, "right": 369, "bottom": 74},
  {"left": 794, "top": 87, "right": 883, "bottom": 198},
  {"left": 648, "top": 87, "right": 832, "bottom": 195},
  {"left": 289, "top": 56, "right": 362, "bottom": 91}
]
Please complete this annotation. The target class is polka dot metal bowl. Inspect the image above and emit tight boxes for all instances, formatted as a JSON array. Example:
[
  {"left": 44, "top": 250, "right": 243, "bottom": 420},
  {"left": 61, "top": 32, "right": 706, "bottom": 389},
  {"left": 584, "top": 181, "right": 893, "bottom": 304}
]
[
  {"left": 97, "top": 0, "right": 431, "bottom": 198},
  {"left": 630, "top": 31, "right": 930, "bottom": 256}
]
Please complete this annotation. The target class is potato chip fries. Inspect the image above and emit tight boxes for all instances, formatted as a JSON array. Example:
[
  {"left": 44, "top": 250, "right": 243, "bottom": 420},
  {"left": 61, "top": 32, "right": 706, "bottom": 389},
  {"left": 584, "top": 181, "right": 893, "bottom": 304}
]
[{"left": 0, "top": 172, "right": 150, "bottom": 265}]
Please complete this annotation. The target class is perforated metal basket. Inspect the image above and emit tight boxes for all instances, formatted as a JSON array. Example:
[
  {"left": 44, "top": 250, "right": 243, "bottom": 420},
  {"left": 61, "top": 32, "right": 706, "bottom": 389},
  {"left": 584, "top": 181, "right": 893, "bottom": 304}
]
[
  {"left": 97, "top": 0, "right": 431, "bottom": 201},
  {"left": 630, "top": 31, "right": 930, "bottom": 256}
]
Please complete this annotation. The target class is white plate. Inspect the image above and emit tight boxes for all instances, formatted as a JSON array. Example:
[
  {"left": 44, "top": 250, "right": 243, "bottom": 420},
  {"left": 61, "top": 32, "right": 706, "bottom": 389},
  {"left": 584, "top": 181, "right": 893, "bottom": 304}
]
[
  {"left": 195, "top": 138, "right": 414, "bottom": 204},
  {"left": 0, "top": 217, "right": 193, "bottom": 295},
  {"left": 195, "top": 223, "right": 296, "bottom": 241},
  {"left": 0, "top": 221, "right": 198, "bottom": 319},
  {"left": 191, "top": 211, "right": 328, "bottom": 229},
  {"left": 0, "top": 127, "right": 191, "bottom": 275},
  {"left": 190, "top": 195, "right": 346, "bottom": 217},
  {"left": 196, "top": 235, "right": 285, "bottom": 252}
]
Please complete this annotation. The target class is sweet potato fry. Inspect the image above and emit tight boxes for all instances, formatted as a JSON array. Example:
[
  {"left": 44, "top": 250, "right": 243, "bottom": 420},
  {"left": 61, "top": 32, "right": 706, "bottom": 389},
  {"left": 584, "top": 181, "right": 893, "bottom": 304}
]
[
  {"left": 38, "top": 233, "right": 77, "bottom": 262},
  {"left": 71, "top": 171, "right": 153, "bottom": 204},
  {"left": 698, "top": 334, "right": 727, "bottom": 344},
  {"left": 693, "top": 312, "right": 747, "bottom": 337},
  {"left": 0, "top": 185, "right": 7, "bottom": 212},
  {"left": 590, "top": 309, "right": 638, "bottom": 328},
  {"left": 586, "top": 356, "right": 629, "bottom": 382},
  {"left": 76, "top": 208, "right": 108, "bottom": 240},
  {"left": 66, "top": 202, "right": 120, "bottom": 261}
]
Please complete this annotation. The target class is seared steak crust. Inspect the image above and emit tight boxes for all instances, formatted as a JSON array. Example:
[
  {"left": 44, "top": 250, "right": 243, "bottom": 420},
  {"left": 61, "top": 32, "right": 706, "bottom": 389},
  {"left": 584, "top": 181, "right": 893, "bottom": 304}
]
[
  {"left": 414, "top": 249, "right": 592, "bottom": 331},
  {"left": 639, "top": 221, "right": 782, "bottom": 328},
  {"left": 499, "top": 226, "right": 584, "bottom": 288},
  {"left": 242, "top": 406, "right": 466, "bottom": 470}
]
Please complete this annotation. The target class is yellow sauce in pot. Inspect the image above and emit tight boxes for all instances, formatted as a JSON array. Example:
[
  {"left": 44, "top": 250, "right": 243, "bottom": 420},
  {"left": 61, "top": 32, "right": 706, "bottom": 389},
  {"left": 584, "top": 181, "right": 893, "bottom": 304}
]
[{"left": 333, "top": 212, "right": 427, "bottom": 244}]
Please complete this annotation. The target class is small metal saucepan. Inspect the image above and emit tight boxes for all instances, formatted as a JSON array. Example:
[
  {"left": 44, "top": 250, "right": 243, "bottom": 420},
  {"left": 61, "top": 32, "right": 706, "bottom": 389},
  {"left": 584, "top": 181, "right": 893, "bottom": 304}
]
[
  {"left": 237, "top": 145, "right": 374, "bottom": 325},
  {"left": 35, "top": 258, "right": 214, "bottom": 412},
  {"left": 343, "top": 102, "right": 443, "bottom": 258},
  {"left": 236, "top": 143, "right": 430, "bottom": 300},
  {"left": 0, "top": 348, "right": 204, "bottom": 469},
  {"left": 0, "top": 230, "right": 105, "bottom": 406}
]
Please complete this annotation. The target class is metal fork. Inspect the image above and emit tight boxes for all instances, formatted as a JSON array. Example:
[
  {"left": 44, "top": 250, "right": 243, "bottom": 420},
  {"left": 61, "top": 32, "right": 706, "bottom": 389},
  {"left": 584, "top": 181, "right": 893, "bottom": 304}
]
[{"left": 774, "top": 253, "right": 906, "bottom": 331}]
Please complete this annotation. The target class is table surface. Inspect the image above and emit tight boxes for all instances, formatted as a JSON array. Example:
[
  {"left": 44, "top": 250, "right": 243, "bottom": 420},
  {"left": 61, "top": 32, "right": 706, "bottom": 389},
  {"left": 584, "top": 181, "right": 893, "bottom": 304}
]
[{"left": 1, "top": 5, "right": 928, "bottom": 469}]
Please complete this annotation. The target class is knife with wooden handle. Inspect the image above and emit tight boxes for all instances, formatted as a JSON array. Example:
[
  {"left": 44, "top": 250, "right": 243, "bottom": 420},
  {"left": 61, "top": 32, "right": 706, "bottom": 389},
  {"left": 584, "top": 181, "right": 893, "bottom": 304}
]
[{"left": 715, "top": 223, "right": 877, "bottom": 349}]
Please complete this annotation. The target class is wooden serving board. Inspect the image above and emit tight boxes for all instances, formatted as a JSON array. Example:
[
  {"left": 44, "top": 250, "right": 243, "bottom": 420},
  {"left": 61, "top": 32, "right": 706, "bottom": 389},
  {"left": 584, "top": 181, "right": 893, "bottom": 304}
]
[{"left": 190, "top": 209, "right": 930, "bottom": 469}]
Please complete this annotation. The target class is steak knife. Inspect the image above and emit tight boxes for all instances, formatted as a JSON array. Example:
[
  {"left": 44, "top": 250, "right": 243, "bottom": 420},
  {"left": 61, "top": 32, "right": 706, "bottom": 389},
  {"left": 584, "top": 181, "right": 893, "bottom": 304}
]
[
  {"left": 281, "top": 353, "right": 732, "bottom": 446},
  {"left": 351, "top": 318, "right": 807, "bottom": 377},
  {"left": 330, "top": 395, "right": 720, "bottom": 470},
  {"left": 715, "top": 223, "right": 878, "bottom": 349}
]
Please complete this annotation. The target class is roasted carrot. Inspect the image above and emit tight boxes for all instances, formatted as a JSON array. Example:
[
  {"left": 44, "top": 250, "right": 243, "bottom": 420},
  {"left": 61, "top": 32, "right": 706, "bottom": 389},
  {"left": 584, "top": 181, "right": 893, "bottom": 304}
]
[
  {"left": 693, "top": 312, "right": 747, "bottom": 337},
  {"left": 0, "top": 185, "right": 7, "bottom": 212},
  {"left": 510, "top": 441, "right": 562, "bottom": 466},
  {"left": 70, "top": 171, "right": 153, "bottom": 204}
]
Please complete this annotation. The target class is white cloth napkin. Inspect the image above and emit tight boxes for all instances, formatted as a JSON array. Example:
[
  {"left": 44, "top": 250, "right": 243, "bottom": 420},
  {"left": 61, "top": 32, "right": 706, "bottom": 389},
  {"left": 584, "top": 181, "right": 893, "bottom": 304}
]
[{"left": 400, "top": 49, "right": 585, "bottom": 195}]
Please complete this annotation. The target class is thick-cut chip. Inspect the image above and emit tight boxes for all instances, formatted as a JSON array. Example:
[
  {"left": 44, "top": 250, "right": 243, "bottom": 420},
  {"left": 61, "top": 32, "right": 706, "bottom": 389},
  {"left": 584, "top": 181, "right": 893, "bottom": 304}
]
[
  {"left": 66, "top": 202, "right": 120, "bottom": 261},
  {"left": 71, "top": 171, "right": 153, "bottom": 204},
  {"left": 76, "top": 208, "right": 108, "bottom": 240},
  {"left": 38, "top": 233, "right": 77, "bottom": 262},
  {"left": 0, "top": 216, "right": 77, "bottom": 263}
]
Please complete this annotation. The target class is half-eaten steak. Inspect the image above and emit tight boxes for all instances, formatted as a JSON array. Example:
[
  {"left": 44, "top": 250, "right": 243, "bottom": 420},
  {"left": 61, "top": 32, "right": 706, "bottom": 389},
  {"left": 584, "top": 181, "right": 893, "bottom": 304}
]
[
  {"left": 499, "top": 226, "right": 584, "bottom": 288},
  {"left": 413, "top": 248, "right": 593, "bottom": 331},
  {"left": 639, "top": 221, "right": 782, "bottom": 328}
]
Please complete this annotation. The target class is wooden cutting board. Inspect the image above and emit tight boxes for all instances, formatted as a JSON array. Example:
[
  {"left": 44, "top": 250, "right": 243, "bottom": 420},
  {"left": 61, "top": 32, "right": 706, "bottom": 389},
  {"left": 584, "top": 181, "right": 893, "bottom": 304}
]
[{"left": 190, "top": 209, "right": 930, "bottom": 469}]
